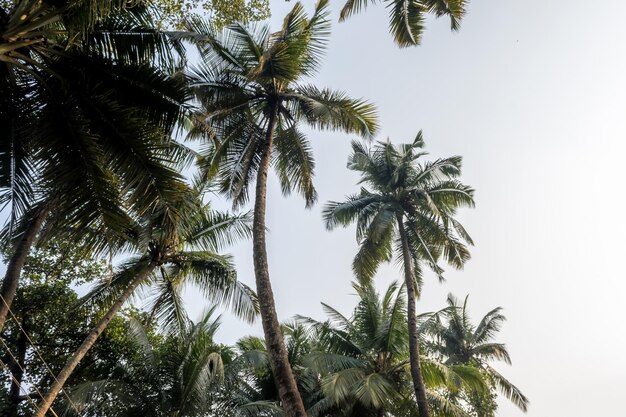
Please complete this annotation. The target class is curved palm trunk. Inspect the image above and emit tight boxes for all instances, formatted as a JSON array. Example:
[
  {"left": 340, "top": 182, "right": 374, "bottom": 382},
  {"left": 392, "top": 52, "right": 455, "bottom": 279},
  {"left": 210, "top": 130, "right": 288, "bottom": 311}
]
[
  {"left": 252, "top": 110, "right": 307, "bottom": 417},
  {"left": 33, "top": 262, "right": 156, "bottom": 417},
  {"left": 0, "top": 204, "right": 49, "bottom": 334},
  {"left": 396, "top": 212, "right": 430, "bottom": 417}
]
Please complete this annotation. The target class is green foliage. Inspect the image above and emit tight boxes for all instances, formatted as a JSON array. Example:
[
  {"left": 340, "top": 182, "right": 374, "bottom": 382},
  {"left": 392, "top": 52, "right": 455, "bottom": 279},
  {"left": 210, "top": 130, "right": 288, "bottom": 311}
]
[
  {"left": 65, "top": 308, "right": 230, "bottom": 416},
  {"left": 424, "top": 295, "right": 529, "bottom": 414},
  {"left": 339, "top": 0, "right": 469, "bottom": 47},
  {"left": 0, "top": 0, "right": 190, "bottom": 255},
  {"left": 0, "top": 242, "right": 145, "bottom": 417},
  {"left": 324, "top": 133, "right": 475, "bottom": 286},
  {"left": 9, "top": 240, "right": 108, "bottom": 287},
  {"left": 294, "top": 281, "right": 487, "bottom": 417},
  {"left": 154, "top": 0, "right": 270, "bottom": 29},
  {"left": 82, "top": 188, "right": 258, "bottom": 329},
  {"left": 187, "top": 0, "right": 378, "bottom": 209}
]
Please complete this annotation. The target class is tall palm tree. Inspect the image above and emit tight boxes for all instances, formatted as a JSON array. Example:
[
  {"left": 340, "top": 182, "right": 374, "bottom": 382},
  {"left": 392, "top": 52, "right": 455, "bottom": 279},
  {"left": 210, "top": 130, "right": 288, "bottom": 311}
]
[
  {"left": 0, "top": 0, "right": 188, "bottom": 334},
  {"left": 33, "top": 189, "right": 258, "bottom": 416},
  {"left": 187, "top": 2, "right": 378, "bottom": 415},
  {"left": 339, "top": 0, "right": 469, "bottom": 47},
  {"left": 323, "top": 134, "right": 474, "bottom": 417},
  {"left": 426, "top": 295, "right": 529, "bottom": 415}
]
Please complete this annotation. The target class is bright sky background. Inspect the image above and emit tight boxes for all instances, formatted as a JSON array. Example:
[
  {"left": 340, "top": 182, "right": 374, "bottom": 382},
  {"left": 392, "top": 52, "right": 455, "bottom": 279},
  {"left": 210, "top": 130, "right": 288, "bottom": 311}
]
[{"left": 180, "top": 1, "right": 626, "bottom": 416}]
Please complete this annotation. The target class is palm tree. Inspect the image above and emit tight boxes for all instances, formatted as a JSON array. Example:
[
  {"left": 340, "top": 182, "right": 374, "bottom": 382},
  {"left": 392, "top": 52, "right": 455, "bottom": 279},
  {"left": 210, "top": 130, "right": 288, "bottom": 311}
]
[
  {"left": 66, "top": 308, "right": 231, "bottom": 416},
  {"left": 33, "top": 189, "right": 258, "bottom": 417},
  {"left": 301, "top": 281, "right": 411, "bottom": 417},
  {"left": 338, "top": 0, "right": 469, "bottom": 47},
  {"left": 187, "top": 2, "right": 378, "bottom": 415},
  {"left": 323, "top": 134, "right": 474, "bottom": 417},
  {"left": 299, "top": 281, "right": 484, "bottom": 417},
  {"left": 226, "top": 324, "right": 321, "bottom": 417},
  {"left": 426, "top": 295, "right": 529, "bottom": 415},
  {"left": 0, "top": 0, "right": 188, "bottom": 334}
]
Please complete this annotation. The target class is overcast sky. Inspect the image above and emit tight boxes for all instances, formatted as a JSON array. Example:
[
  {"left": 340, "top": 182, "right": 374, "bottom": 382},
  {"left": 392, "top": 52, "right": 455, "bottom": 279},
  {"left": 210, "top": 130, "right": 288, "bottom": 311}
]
[{"left": 179, "top": 1, "right": 626, "bottom": 416}]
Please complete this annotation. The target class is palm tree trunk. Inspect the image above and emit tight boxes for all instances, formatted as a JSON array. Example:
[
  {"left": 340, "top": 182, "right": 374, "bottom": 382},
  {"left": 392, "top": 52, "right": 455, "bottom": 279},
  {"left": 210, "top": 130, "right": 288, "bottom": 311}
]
[
  {"left": 33, "top": 262, "right": 156, "bottom": 417},
  {"left": 252, "top": 109, "right": 307, "bottom": 417},
  {"left": 0, "top": 204, "right": 49, "bottom": 334},
  {"left": 396, "top": 212, "right": 430, "bottom": 417}
]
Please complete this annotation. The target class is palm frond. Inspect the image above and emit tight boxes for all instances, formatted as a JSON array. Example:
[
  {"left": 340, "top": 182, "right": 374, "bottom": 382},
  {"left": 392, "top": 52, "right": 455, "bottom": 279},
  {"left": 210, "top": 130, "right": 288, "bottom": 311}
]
[
  {"left": 353, "top": 372, "right": 395, "bottom": 409},
  {"left": 273, "top": 124, "right": 317, "bottom": 206},
  {"left": 485, "top": 365, "right": 529, "bottom": 412},
  {"left": 166, "top": 251, "right": 258, "bottom": 323},
  {"left": 339, "top": 0, "right": 374, "bottom": 21},
  {"left": 288, "top": 85, "right": 378, "bottom": 137},
  {"left": 473, "top": 307, "right": 506, "bottom": 345},
  {"left": 322, "top": 193, "right": 380, "bottom": 231},
  {"left": 388, "top": 0, "right": 426, "bottom": 47}
]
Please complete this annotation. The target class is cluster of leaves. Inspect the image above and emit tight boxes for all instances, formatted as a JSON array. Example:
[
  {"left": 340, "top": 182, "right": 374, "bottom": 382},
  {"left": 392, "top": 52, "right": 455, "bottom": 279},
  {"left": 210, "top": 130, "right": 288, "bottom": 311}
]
[
  {"left": 0, "top": 244, "right": 150, "bottom": 417},
  {"left": 154, "top": 0, "right": 270, "bottom": 29},
  {"left": 0, "top": 237, "right": 524, "bottom": 417},
  {"left": 43, "top": 280, "right": 524, "bottom": 417}
]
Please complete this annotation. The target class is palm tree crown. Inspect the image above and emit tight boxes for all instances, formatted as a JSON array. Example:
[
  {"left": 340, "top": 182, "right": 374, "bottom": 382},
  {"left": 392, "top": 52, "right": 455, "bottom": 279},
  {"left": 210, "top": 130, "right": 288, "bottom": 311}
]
[
  {"left": 324, "top": 133, "right": 475, "bottom": 284},
  {"left": 187, "top": 0, "right": 378, "bottom": 208},
  {"left": 426, "top": 295, "right": 529, "bottom": 413}
]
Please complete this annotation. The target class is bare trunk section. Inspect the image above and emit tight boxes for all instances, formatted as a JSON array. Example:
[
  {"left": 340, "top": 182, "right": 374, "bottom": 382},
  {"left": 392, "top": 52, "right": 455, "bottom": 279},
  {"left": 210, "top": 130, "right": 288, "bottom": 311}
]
[
  {"left": 33, "top": 262, "right": 156, "bottom": 417},
  {"left": 252, "top": 109, "right": 307, "bottom": 417},
  {"left": 0, "top": 205, "right": 49, "bottom": 334},
  {"left": 396, "top": 212, "right": 431, "bottom": 417}
]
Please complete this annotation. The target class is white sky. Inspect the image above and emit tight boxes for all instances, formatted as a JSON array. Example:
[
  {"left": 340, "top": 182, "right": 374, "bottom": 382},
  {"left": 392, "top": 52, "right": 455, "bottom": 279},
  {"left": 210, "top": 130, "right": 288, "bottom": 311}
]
[{"left": 181, "top": 1, "right": 626, "bottom": 416}]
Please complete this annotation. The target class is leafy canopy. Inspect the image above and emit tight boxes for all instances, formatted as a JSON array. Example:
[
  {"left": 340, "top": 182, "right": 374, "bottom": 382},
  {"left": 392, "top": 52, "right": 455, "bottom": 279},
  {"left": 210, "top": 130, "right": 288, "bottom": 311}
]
[
  {"left": 187, "top": 0, "right": 379, "bottom": 208},
  {"left": 324, "top": 133, "right": 475, "bottom": 285}
]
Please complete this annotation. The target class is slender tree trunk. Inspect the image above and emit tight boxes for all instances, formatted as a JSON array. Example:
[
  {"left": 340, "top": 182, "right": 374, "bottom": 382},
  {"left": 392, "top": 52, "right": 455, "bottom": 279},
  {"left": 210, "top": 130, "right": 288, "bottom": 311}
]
[
  {"left": 0, "top": 205, "right": 49, "bottom": 334},
  {"left": 33, "top": 262, "right": 156, "bottom": 417},
  {"left": 252, "top": 108, "right": 307, "bottom": 417},
  {"left": 396, "top": 212, "right": 430, "bottom": 417},
  {"left": 6, "top": 316, "right": 28, "bottom": 417}
]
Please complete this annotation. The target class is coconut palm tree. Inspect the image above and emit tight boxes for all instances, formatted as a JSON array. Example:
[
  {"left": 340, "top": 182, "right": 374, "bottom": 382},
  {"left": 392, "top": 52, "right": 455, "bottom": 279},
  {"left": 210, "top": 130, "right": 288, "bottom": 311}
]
[
  {"left": 187, "top": 2, "right": 378, "bottom": 415},
  {"left": 299, "top": 281, "right": 484, "bottom": 417},
  {"left": 0, "top": 0, "right": 189, "bottom": 334},
  {"left": 66, "top": 308, "right": 231, "bottom": 417},
  {"left": 301, "top": 281, "right": 412, "bottom": 417},
  {"left": 339, "top": 0, "right": 469, "bottom": 47},
  {"left": 323, "top": 134, "right": 474, "bottom": 417},
  {"left": 426, "top": 295, "right": 529, "bottom": 415},
  {"left": 33, "top": 189, "right": 258, "bottom": 416},
  {"left": 226, "top": 324, "right": 322, "bottom": 417}
]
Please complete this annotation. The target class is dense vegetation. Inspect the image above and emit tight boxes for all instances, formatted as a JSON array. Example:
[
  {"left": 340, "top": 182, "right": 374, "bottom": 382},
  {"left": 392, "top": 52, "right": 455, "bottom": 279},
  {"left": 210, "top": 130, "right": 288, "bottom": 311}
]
[{"left": 0, "top": 0, "right": 527, "bottom": 416}]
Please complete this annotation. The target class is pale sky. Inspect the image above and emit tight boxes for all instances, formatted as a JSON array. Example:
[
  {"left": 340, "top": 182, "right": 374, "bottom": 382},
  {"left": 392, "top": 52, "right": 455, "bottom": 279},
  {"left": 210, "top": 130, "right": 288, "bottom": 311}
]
[{"left": 182, "top": 1, "right": 626, "bottom": 416}]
